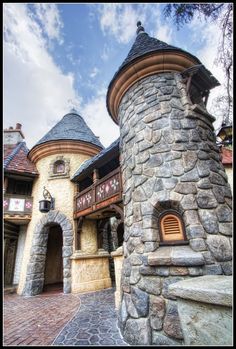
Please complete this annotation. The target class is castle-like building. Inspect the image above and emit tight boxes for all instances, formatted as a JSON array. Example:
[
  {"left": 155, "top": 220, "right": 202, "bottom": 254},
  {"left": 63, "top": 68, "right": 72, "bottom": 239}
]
[{"left": 4, "top": 22, "right": 232, "bottom": 345}]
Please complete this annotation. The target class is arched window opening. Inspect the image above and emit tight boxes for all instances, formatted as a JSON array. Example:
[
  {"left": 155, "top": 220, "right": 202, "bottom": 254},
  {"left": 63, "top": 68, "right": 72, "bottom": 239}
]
[
  {"left": 159, "top": 211, "right": 187, "bottom": 245},
  {"left": 53, "top": 160, "right": 65, "bottom": 174}
]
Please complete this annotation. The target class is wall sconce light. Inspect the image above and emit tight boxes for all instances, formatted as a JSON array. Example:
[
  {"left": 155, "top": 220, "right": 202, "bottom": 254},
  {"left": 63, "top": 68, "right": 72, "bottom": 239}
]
[{"left": 39, "top": 186, "right": 55, "bottom": 213}]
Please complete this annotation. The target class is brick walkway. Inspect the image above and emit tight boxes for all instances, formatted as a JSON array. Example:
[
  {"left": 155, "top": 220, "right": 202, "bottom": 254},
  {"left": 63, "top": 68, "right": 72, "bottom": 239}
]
[
  {"left": 4, "top": 287, "right": 128, "bottom": 346},
  {"left": 3, "top": 287, "right": 81, "bottom": 346}
]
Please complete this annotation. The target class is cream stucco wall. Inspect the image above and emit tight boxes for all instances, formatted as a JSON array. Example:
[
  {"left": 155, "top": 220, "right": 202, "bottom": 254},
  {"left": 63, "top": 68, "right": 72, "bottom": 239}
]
[
  {"left": 80, "top": 219, "right": 98, "bottom": 254},
  {"left": 17, "top": 152, "right": 91, "bottom": 295},
  {"left": 225, "top": 167, "right": 233, "bottom": 192},
  {"left": 71, "top": 255, "right": 112, "bottom": 293}
]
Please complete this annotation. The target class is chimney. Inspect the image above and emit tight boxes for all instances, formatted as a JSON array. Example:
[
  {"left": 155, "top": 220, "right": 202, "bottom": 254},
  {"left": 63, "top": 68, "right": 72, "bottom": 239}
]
[{"left": 4, "top": 123, "right": 25, "bottom": 145}]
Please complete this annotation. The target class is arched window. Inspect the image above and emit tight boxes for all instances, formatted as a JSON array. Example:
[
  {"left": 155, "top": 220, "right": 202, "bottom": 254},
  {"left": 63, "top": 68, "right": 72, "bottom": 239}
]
[
  {"left": 53, "top": 160, "right": 65, "bottom": 174},
  {"left": 159, "top": 211, "right": 187, "bottom": 245}
]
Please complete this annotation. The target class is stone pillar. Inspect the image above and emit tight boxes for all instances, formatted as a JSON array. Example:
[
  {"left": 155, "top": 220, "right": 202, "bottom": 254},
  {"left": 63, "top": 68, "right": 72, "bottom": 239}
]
[{"left": 116, "top": 72, "right": 232, "bottom": 344}]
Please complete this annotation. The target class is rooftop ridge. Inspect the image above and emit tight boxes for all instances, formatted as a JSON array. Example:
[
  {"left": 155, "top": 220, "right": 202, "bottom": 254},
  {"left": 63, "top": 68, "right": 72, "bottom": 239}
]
[{"left": 4, "top": 142, "right": 25, "bottom": 169}]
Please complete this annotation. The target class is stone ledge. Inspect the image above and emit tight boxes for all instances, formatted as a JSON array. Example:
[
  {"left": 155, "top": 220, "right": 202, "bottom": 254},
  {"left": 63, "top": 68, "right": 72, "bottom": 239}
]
[
  {"left": 148, "top": 245, "right": 204, "bottom": 267},
  {"left": 71, "top": 253, "right": 110, "bottom": 260},
  {"left": 168, "top": 275, "right": 232, "bottom": 307},
  {"left": 111, "top": 246, "right": 123, "bottom": 257}
]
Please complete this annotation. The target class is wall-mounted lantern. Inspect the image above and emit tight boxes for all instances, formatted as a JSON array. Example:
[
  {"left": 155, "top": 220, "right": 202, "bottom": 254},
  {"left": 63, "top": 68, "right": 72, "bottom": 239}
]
[{"left": 39, "top": 186, "right": 55, "bottom": 213}]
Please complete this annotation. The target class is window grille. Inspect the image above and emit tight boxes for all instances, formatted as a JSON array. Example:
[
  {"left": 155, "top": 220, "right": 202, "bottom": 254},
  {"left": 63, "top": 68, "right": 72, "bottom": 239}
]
[{"left": 159, "top": 211, "right": 186, "bottom": 244}]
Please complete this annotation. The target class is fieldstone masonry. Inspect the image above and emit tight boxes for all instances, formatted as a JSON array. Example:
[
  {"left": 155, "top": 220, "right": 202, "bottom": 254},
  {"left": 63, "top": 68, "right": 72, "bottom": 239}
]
[
  {"left": 118, "top": 73, "right": 232, "bottom": 344},
  {"left": 22, "top": 210, "right": 73, "bottom": 296}
]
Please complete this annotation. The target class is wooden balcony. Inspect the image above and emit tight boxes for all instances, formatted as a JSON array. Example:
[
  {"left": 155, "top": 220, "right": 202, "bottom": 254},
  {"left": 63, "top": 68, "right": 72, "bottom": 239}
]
[
  {"left": 74, "top": 167, "right": 122, "bottom": 218},
  {"left": 4, "top": 194, "right": 33, "bottom": 217}
]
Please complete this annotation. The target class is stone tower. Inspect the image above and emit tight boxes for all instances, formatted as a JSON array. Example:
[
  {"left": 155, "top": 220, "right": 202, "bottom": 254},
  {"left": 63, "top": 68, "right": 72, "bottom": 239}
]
[
  {"left": 18, "top": 110, "right": 103, "bottom": 296},
  {"left": 106, "top": 23, "right": 232, "bottom": 345}
]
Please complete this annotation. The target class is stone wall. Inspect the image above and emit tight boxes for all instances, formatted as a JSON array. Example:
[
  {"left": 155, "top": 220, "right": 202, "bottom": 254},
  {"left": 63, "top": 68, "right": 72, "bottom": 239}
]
[{"left": 118, "top": 72, "right": 232, "bottom": 345}]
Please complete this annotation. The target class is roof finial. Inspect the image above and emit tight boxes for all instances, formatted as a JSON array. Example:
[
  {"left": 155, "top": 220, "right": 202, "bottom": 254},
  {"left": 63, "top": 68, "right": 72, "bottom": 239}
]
[{"left": 136, "top": 21, "right": 145, "bottom": 35}]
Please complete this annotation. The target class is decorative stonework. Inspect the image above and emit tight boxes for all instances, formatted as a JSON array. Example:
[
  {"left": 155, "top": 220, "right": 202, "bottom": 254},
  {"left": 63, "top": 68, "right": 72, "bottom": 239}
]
[
  {"left": 117, "top": 72, "right": 232, "bottom": 345},
  {"left": 22, "top": 210, "right": 73, "bottom": 296},
  {"left": 49, "top": 156, "right": 70, "bottom": 179}
]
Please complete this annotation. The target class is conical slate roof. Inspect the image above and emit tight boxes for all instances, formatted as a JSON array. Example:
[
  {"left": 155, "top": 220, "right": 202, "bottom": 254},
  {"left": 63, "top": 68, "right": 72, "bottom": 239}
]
[
  {"left": 111, "top": 22, "right": 201, "bottom": 84},
  {"left": 34, "top": 111, "right": 104, "bottom": 149}
]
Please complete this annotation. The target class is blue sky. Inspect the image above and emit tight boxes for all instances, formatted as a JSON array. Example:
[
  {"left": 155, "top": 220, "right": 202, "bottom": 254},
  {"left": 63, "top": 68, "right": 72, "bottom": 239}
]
[{"left": 3, "top": 3, "right": 226, "bottom": 149}]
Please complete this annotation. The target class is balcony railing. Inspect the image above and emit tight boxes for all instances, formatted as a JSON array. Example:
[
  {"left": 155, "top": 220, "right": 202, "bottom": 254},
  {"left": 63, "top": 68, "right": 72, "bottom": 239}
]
[
  {"left": 4, "top": 194, "right": 33, "bottom": 216},
  {"left": 74, "top": 167, "right": 122, "bottom": 217}
]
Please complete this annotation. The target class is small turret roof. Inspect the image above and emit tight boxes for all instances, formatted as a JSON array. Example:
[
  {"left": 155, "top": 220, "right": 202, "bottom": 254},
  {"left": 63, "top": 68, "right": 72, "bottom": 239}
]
[{"left": 33, "top": 110, "right": 103, "bottom": 149}]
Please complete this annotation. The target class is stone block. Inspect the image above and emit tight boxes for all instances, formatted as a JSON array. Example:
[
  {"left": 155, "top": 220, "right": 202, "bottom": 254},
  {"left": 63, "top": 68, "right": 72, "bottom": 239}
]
[
  {"left": 186, "top": 225, "right": 206, "bottom": 239},
  {"left": 124, "top": 318, "right": 151, "bottom": 345},
  {"left": 137, "top": 276, "right": 162, "bottom": 295},
  {"left": 197, "top": 178, "right": 213, "bottom": 189},
  {"left": 189, "top": 238, "right": 207, "bottom": 252},
  {"left": 203, "top": 264, "right": 222, "bottom": 275},
  {"left": 125, "top": 293, "right": 139, "bottom": 318},
  {"left": 63, "top": 277, "right": 71, "bottom": 293},
  {"left": 187, "top": 267, "right": 203, "bottom": 276},
  {"left": 183, "top": 151, "right": 198, "bottom": 172},
  {"left": 62, "top": 246, "right": 73, "bottom": 258},
  {"left": 175, "top": 183, "right": 197, "bottom": 194},
  {"left": 198, "top": 209, "right": 219, "bottom": 234},
  {"left": 152, "top": 332, "right": 181, "bottom": 345},
  {"left": 180, "top": 168, "right": 199, "bottom": 182},
  {"left": 149, "top": 295, "right": 166, "bottom": 330},
  {"left": 163, "top": 300, "right": 183, "bottom": 339},
  {"left": 162, "top": 177, "right": 178, "bottom": 190},
  {"left": 219, "top": 223, "right": 232, "bottom": 236},
  {"left": 141, "top": 228, "right": 158, "bottom": 242},
  {"left": 131, "top": 287, "right": 149, "bottom": 317},
  {"left": 130, "top": 266, "right": 141, "bottom": 285},
  {"left": 196, "top": 190, "right": 218, "bottom": 208},
  {"left": 170, "top": 267, "right": 189, "bottom": 276},
  {"left": 220, "top": 261, "right": 232, "bottom": 275},
  {"left": 181, "top": 194, "right": 198, "bottom": 210},
  {"left": 206, "top": 235, "right": 232, "bottom": 262},
  {"left": 144, "top": 241, "right": 159, "bottom": 252},
  {"left": 216, "top": 205, "right": 232, "bottom": 222},
  {"left": 183, "top": 210, "right": 200, "bottom": 226},
  {"left": 132, "top": 187, "right": 146, "bottom": 202}
]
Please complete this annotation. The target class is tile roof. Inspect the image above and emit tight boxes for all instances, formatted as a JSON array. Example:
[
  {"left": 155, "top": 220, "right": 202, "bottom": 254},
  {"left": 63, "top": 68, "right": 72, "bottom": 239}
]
[
  {"left": 33, "top": 111, "right": 104, "bottom": 149},
  {"left": 71, "top": 138, "right": 119, "bottom": 181},
  {"left": 4, "top": 142, "right": 38, "bottom": 175},
  {"left": 220, "top": 147, "right": 232, "bottom": 165}
]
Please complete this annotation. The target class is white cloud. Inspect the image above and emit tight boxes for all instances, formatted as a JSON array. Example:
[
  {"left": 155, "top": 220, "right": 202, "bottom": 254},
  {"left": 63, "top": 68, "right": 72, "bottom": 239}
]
[
  {"left": 89, "top": 67, "right": 100, "bottom": 78},
  {"left": 98, "top": 4, "right": 146, "bottom": 44},
  {"left": 32, "top": 3, "right": 64, "bottom": 44},
  {"left": 3, "top": 3, "right": 81, "bottom": 149},
  {"left": 81, "top": 94, "right": 120, "bottom": 148},
  {"left": 101, "top": 43, "right": 110, "bottom": 61}
]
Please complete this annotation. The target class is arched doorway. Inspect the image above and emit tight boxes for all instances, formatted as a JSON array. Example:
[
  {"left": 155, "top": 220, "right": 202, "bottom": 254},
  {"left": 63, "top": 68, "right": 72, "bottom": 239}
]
[
  {"left": 43, "top": 224, "right": 63, "bottom": 292},
  {"left": 22, "top": 210, "right": 73, "bottom": 296}
]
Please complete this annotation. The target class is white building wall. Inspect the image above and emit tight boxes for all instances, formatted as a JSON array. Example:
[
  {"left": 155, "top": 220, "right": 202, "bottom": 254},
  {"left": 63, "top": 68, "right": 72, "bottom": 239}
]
[{"left": 13, "top": 225, "right": 27, "bottom": 285}]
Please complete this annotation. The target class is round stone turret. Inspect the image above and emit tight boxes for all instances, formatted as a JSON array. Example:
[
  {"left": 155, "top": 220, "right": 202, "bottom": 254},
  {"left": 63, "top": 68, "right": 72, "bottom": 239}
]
[{"left": 106, "top": 24, "right": 232, "bottom": 345}]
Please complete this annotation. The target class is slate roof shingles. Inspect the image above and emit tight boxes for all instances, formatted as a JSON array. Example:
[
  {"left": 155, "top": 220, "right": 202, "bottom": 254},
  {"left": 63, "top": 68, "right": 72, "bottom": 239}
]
[
  {"left": 34, "top": 112, "right": 104, "bottom": 149},
  {"left": 72, "top": 138, "right": 119, "bottom": 181}
]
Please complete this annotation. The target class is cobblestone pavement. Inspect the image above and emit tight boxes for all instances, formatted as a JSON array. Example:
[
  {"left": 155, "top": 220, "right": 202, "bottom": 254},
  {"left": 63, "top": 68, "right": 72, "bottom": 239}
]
[
  {"left": 3, "top": 287, "right": 81, "bottom": 346},
  {"left": 53, "top": 288, "right": 128, "bottom": 346}
]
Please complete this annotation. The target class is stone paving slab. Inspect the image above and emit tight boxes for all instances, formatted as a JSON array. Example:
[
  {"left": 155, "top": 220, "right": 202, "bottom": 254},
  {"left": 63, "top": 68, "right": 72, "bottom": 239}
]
[{"left": 53, "top": 288, "right": 128, "bottom": 346}]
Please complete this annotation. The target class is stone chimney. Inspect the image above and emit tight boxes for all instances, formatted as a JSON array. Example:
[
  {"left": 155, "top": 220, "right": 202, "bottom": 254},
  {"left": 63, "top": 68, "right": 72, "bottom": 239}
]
[
  {"left": 106, "top": 23, "right": 232, "bottom": 345},
  {"left": 4, "top": 123, "right": 25, "bottom": 145}
]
